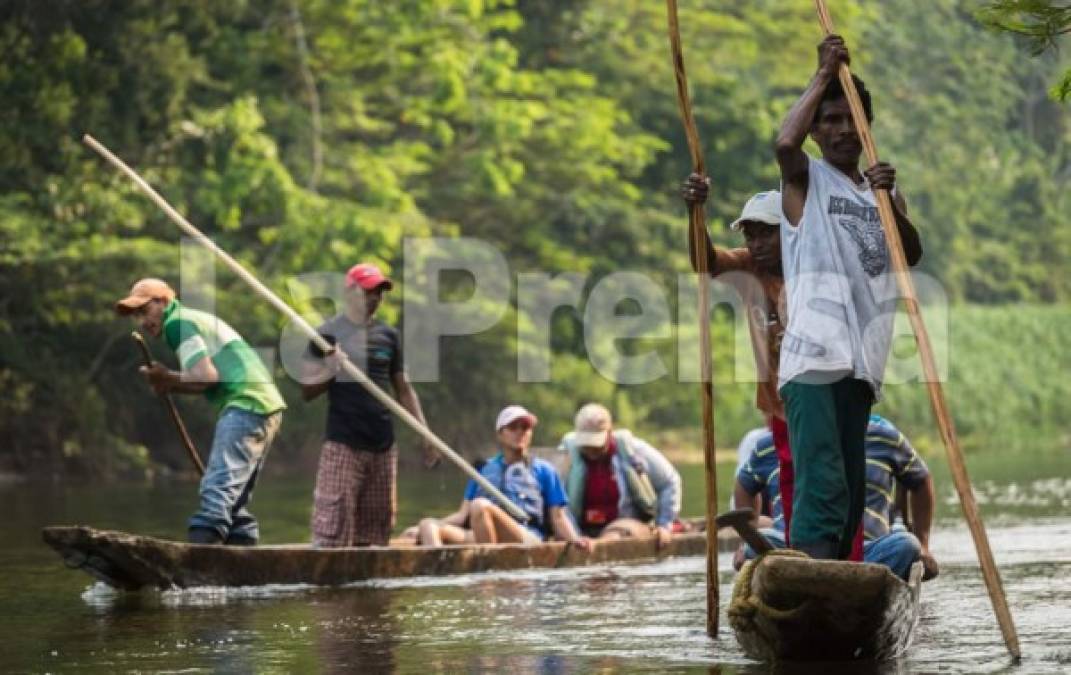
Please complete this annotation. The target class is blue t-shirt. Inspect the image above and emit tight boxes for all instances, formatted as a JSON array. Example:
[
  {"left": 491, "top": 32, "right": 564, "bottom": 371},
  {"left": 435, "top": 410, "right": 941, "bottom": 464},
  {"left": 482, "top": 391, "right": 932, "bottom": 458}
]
[
  {"left": 735, "top": 416, "right": 930, "bottom": 541},
  {"left": 735, "top": 432, "right": 784, "bottom": 531},
  {"left": 464, "top": 454, "right": 569, "bottom": 540}
]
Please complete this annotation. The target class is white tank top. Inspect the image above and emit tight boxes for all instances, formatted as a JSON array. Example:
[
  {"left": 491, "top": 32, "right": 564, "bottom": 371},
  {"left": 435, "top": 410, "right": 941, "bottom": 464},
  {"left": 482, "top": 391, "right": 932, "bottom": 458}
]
[{"left": 778, "top": 156, "right": 899, "bottom": 398}]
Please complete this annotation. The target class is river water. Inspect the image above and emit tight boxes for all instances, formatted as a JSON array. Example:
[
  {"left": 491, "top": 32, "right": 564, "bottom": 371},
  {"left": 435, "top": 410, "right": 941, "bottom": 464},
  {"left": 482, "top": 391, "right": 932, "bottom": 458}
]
[{"left": 2, "top": 448, "right": 1069, "bottom": 673}]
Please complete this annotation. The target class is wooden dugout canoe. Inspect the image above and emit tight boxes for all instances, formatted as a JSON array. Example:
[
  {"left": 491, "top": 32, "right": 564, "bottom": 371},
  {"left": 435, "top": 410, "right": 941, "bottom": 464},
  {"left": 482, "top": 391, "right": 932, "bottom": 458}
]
[
  {"left": 42, "top": 524, "right": 738, "bottom": 591},
  {"left": 729, "top": 554, "right": 923, "bottom": 661}
]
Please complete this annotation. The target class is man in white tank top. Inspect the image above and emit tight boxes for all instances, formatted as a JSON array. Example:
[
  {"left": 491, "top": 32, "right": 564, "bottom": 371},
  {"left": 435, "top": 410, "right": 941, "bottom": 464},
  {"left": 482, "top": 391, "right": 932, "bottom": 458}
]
[{"left": 773, "top": 34, "right": 923, "bottom": 561}]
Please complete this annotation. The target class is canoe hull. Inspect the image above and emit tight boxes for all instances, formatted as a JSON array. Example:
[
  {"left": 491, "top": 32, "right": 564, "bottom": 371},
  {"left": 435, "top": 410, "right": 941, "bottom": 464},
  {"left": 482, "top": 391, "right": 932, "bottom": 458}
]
[
  {"left": 42, "top": 525, "right": 731, "bottom": 590},
  {"left": 730, "top": 555, "right": 922, "bottom": 661}
]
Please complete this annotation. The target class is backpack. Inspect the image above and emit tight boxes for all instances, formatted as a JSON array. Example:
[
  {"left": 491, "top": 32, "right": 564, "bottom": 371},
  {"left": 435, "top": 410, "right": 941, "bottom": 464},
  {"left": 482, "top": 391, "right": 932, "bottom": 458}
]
[{"left": 561, "top": 430, "right": 658, "bottom": 524}]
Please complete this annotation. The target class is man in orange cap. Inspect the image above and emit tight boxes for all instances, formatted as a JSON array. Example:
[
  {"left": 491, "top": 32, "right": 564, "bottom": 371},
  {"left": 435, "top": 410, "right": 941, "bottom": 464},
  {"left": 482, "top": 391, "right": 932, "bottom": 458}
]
[
  {"left": 301, "top": 263, "right": 436, "bottom": 547},
  {"left": 116, "top": 278, "right": 286, "bottom": 545}
]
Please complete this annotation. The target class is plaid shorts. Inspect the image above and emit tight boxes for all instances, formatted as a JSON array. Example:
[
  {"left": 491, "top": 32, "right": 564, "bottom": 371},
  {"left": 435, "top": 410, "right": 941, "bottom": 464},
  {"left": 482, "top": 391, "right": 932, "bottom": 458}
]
[{"left": 311, "top": 440, "right": 397, "bottom": 547}]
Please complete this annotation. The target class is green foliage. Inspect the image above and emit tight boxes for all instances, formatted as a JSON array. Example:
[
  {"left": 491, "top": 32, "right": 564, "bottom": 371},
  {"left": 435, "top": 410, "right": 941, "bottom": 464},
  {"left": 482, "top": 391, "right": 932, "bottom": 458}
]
[
  {"left": 865, "top": 0, "right": 1071, "bottom": 302},
  {"left": 879, "top": 305, "right": 1071, "bottom": 454},
  {"left": 978, "top": 0, "right": 1071, "bottom": 100},
  {"left": 979, "top": 0, "right": 1071, "bottom": 52},
  {"left": 0, "top": 0, "right": 1066, "bottom": 477},
  {"left": 582, "top": 303, "right": 1071, "bottom": 459},
  {"left": 981, "top": 0, "right": 1071, "bottom": 100}
]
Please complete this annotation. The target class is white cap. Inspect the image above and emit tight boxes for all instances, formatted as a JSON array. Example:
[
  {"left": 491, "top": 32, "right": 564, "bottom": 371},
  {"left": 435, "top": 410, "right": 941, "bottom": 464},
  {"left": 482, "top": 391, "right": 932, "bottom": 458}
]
[
  {"left": 495, "top": 405, "right": 538, "bottom": 431},
  {"left": 729, "top": 190, "right": 782, "bottom": 231},
  {"left": 573, "top": 403, "right": 612, "bottom": 448}
]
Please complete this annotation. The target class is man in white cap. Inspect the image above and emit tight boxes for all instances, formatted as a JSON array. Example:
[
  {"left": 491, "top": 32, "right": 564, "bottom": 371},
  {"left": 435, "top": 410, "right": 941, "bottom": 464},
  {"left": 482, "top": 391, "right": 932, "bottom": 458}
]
[
  {"left": 558, "top": 403, "right": 682, "bottom": 547},
  {"left": 115, "top": 278, "right": 286, "bottom": 545},
  {"left": 681, "top": 182, "right": 786, "bottom": 432},
  {"left": 415, "top": 405, "right": 593, "bottom": 550},
  {"left": 302, "top": 262, "right": 435, "bottom": 547},
  {"left": 681, "top": 181, "right": 818, "bottom": 547}
]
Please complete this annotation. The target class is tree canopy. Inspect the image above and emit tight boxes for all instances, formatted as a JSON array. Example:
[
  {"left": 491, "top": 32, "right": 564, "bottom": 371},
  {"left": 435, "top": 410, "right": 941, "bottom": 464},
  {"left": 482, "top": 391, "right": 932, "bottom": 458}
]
[
  {"left": 1, "top": 0, "right": 1067, "bottom": 477},
  {"left": 979, "top": 0, "right": 1071, "bottom": 100}
]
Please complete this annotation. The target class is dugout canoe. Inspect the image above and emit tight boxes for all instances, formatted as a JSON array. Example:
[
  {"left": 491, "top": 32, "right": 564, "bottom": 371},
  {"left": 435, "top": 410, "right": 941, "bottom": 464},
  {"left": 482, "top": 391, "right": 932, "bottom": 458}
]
[
  {"left": 729, "top": 554, "right": 923, "bottom": 661},
  {"left": 42, "top": 524, "right": 737, "bottom": 591}
]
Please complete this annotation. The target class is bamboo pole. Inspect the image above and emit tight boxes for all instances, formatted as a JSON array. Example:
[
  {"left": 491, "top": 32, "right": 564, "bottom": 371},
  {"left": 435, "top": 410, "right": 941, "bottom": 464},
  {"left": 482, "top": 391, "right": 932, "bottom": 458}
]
[
  {"left": 132, "top": 331, "right": 206, "bottom": 476},
  {"left": 812, "top": 1, "right": 1020, "bottom": 659},
  {"left": 84, "top": 134, "right": 531, "bottom": 524},
  {"left": 666, "top": 0, "right": 719, "bottom": 638}
]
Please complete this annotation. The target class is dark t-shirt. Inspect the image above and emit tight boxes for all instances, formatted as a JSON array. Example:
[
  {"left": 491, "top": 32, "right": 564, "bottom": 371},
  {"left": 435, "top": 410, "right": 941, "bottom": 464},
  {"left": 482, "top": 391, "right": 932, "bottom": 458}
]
[{"left": 307, "top": 315, "right": 404, "bottom": 452}]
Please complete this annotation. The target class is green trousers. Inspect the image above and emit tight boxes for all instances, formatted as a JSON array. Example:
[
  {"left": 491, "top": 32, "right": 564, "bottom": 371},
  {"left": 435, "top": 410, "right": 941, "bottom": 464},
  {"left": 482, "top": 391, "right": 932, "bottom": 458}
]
[{"left": 780, "top": 377, "right": 874, "bottom": 559}]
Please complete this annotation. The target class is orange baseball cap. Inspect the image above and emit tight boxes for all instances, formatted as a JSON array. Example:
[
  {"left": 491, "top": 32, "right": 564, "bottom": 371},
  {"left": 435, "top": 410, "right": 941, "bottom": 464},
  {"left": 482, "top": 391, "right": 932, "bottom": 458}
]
[{"left": 115, "top": 278, "right": 176, "bottom": 315}]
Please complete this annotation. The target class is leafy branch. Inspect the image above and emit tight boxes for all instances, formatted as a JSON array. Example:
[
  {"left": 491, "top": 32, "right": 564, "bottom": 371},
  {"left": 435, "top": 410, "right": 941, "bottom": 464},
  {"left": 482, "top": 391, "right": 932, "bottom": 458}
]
[{"left": 978, "top": 0, "right": 1071, "bottom": 99}]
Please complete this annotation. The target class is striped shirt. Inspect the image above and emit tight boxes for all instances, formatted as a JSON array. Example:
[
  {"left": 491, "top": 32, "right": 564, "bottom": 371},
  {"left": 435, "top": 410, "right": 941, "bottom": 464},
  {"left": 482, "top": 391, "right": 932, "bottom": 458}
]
[
  {"left": 862, "top": 415, "right": 929, "bottom": 540},
  {"left": 162, "top": 299, "right": 285, "bottom": 416},
  {"left": 735, "top": 431, "right": 784, "bottom": 530},
  {"left": 735, "top": 415, "right": 929, "bottom": 540}
]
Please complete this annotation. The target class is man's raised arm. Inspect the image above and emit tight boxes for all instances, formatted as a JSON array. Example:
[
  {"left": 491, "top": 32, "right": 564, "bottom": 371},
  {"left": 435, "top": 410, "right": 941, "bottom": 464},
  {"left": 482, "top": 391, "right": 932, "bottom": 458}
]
[{"left": 775, "top": 35, "right": 849, "bottom": 226}]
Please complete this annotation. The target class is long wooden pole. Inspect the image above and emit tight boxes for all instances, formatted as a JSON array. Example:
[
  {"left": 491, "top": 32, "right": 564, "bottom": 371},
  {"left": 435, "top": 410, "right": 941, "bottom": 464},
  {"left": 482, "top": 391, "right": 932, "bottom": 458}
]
[
  {"left": 666, "top": 0, "right": 719, "bottom": 638},
  {"left": 84, "top": 134, "right": 531, "bottom": 524},
  {"left": 812, "top": 1, "right": 1020, "bottom": 659},
  {"left": 131, "top": 331, "right": 206, "bottom": 476}
]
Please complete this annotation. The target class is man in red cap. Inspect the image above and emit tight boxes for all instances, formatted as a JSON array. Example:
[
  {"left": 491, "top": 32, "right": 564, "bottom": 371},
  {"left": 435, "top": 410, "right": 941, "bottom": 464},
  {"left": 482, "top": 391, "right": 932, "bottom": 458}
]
[
  {"left": 301, "top": 263, "right": 436, "bottom": 547},
  {"left": 116, "top": 278, "right": 286, "bottom": 545}
]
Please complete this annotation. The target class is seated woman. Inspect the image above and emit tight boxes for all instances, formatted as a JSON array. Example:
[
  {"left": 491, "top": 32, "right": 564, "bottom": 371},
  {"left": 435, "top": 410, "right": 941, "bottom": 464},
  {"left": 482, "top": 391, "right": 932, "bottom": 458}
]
[
  {"left": 558, "top": 403, "right": 683, "bottom": 548},
  {"left": 417, "top": 405, "right": 593, "bottom": 550}
]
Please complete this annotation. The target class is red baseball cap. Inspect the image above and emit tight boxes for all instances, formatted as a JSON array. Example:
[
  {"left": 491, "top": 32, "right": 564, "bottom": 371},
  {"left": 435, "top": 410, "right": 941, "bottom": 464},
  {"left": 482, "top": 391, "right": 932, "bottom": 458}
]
[{"left": 345, "top": 263, "right": 393, "bottom": 291}]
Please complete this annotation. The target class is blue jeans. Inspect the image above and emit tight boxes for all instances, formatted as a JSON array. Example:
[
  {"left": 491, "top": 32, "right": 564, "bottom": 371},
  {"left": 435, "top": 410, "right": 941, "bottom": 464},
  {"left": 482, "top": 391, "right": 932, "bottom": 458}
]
[
  {"left": 744, "top": 528, "right": 921, "bottom": 580},
  {"left": 863, "top": 530, "right": 922, "bottom": 581},
  {"left": 188, "top": 408, "right": 282, "bottom": 542}
]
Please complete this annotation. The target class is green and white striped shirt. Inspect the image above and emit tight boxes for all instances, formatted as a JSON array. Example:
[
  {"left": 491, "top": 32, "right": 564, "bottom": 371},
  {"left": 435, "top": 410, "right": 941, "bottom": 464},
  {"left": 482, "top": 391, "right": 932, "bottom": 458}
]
[{"left": 162, "top": 300, "right": 285, "bottom": 416}]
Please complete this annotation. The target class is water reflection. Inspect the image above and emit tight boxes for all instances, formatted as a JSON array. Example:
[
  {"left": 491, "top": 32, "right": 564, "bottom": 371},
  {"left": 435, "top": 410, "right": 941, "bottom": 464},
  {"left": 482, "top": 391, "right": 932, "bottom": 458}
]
[
  {"left": 3, "top": 445, "right": 1071, "bottom": 672},
  {"left": 311, "top": 588, "right": 398, "bottom": 673},
  {"left": 947, "top": 478, "right": 1071, "bottom": 510},
  {"left": 10, "top": 531, "right": 1071, "bottom": 673}
]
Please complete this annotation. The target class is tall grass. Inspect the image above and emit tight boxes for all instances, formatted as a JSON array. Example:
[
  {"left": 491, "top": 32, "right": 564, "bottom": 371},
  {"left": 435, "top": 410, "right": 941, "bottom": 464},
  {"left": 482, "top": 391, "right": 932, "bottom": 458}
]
[
  {"left": 635, "top": 304, "right": 1070, "bottom": 457},
  {"left": 879, "top": 305, "right": 1071, "bottom": 454}
]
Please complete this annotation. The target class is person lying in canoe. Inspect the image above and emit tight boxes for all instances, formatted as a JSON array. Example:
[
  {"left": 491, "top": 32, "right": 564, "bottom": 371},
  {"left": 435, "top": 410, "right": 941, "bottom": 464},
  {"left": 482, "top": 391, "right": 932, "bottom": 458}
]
[
  {"left": 416, "top": 405, "right": 593, "bottom": 550},
  {"left": 557, "top": 403, "right": 683, "bottom": 548},
  {"left": 732, "top": 415, "right": 939, "bottom": 581}
]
